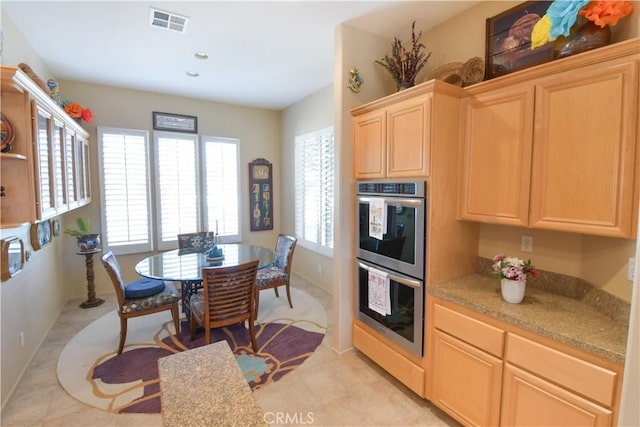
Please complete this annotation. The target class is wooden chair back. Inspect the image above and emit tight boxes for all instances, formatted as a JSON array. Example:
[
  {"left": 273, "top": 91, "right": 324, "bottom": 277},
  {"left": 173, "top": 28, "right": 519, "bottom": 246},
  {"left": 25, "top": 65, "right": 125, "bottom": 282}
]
[{"left": 201, "top": 260, "right": 259, "bottom": 330}]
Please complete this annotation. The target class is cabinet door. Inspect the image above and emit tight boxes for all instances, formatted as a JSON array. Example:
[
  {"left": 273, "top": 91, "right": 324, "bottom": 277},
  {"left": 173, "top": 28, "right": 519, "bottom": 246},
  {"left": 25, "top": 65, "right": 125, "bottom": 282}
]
[
  {"left": 76, "top": 135, "right": 91, "bottom": 205},
  {"left": 53, "top": 119, "right": 68, "bottom": 213},
  {"left": 501, "top": 364, "right": 612, "bottom": 427},
  {"left": 65, "top": 129, "right": 79, "bottom": 208},
  {"left": 353, "top": 109, "right": 385, "bottom": 179},
  {"left": 431, "top": 330, "right": 503, "bottom": 426},
  {"left": 457, "top": 85, "right": 534, "bottom": 226},
  {"left": 530, "top": 59, "right": 638, "bottom": 237},
  {"left": 387, "top": 95, "right": 431, "bottom": 177},
  {"left": 33, "top": 103, "right": 57, "bottom": 219}
]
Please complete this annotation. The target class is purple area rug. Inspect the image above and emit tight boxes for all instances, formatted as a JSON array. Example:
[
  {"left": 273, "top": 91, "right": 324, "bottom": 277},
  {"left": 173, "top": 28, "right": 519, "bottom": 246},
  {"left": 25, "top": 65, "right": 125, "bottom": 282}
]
[{"left": 91, "top": 320, "right": 324, "bottom": 413}]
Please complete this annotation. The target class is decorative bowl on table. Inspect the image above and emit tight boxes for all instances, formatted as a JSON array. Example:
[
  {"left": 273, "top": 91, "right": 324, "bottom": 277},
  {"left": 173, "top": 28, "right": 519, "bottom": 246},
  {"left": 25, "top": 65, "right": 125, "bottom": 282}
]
[{"left": 206, "top": 245, "right": 224, "bottom": 261}]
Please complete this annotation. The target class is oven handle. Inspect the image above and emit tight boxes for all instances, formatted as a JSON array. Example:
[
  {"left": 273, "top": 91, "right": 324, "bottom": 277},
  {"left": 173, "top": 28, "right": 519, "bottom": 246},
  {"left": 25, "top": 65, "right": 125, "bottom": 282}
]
[
  {"left": 357, "top": 196, "right": 423, "bottom": 207},
  {"left": 357, "top": 262, "right": 422, "bottom": 289}
]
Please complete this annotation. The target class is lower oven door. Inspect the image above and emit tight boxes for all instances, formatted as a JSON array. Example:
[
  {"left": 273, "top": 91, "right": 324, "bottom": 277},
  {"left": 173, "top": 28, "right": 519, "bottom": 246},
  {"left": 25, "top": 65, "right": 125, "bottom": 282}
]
[{"left": 355, "top": 260, "right": 424, "bottom": 357}]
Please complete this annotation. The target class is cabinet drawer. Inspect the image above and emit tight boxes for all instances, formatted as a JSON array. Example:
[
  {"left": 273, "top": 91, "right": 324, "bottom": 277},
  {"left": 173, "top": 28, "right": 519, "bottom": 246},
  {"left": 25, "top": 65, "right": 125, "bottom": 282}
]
[
  {"left": 506, "top": 333, "right": 617, "bottom": 407},
  {"left": 433, "top": 303, "right": 504, "bottom": 357},
  {"left": 353, "top": 323, "right": 425, "bottom": 397}
]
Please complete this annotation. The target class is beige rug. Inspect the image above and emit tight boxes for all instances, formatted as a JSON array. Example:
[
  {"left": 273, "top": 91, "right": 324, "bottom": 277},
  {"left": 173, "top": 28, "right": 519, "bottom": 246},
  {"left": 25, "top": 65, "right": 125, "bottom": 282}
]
[{"left": 57, "top": 287, "right": 327, "bottom": 413}]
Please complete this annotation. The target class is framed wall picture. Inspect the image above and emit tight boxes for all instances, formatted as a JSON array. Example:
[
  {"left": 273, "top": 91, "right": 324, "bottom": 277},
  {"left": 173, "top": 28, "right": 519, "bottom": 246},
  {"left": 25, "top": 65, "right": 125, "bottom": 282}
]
[
  {"left": 485, "top": 1, "right": 554, "bottom": 80},
  {"left": 50, "top": 218, "right": 61, "bottom": 236},
  {"left": 30, "top": 220, "right": 52, "bottom": 251},
  {"left": 249, "top": 158, "right": 273, "bottom": 231},
  {"left": 1, "top": 237, "right": 24, "bottom": 281},
  {"left": 152, "top": 111, "right": 198, "bottom": 133}
]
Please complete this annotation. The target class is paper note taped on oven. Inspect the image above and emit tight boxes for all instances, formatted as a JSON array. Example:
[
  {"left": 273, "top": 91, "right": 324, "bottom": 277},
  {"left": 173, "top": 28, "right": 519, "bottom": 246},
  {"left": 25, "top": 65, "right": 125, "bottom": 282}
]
[
  {"left": 368, "top": 268, "right": 391, "bottom": 316},
  {"left": 368, "top": 198, "right": 387, "bottom": 240}
]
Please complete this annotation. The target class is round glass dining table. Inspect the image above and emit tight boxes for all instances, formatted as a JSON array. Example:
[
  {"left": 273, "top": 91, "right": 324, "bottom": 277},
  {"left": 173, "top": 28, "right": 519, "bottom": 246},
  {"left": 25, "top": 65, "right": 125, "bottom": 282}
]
[{"left": 134, "top": 243, "right": 276, "bottom": 281}]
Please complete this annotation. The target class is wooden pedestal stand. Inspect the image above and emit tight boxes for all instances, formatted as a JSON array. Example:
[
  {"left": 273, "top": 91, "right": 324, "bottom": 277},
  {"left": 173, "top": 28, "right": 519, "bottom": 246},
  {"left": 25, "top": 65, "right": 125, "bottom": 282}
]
[{"left": 77, "top": 248, "right": 105, "bottom": 309}]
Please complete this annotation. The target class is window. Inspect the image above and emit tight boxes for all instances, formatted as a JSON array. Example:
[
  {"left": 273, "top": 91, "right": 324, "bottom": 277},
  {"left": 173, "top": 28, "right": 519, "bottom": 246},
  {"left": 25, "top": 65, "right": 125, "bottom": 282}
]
[
  {"left": 99, "top": 127, "right": 241, "bottom": 254},
  {"left": 294, "top": 127, "right": 334, "bottom": 257},
  {"left": 98, "top": 127, "right": 153, "bottom": 254},
  {"left": 154, "top": 131, "right": 199, "bottom": 250},
  {"left": 202, "top": 136, "right": 240, "bottom": 242}
]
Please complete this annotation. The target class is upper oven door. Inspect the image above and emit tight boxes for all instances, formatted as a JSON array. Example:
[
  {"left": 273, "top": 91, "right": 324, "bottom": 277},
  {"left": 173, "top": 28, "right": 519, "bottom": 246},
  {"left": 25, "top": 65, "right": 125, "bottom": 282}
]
[{"left": 356, "top": 194, "right": 425, "bottom": 279}]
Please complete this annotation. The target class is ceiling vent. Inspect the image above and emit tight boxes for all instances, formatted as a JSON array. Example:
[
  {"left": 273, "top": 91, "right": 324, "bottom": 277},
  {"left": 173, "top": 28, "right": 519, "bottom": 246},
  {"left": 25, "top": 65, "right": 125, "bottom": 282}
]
[{"left": 149, "top": 8, "right": 189, "bottom": 33}]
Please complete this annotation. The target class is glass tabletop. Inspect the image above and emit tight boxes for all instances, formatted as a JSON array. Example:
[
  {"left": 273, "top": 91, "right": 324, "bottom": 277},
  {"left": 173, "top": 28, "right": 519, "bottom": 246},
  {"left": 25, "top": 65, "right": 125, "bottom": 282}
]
[{"left": 135, "top": 244, "right": 276, "bottom": 281}]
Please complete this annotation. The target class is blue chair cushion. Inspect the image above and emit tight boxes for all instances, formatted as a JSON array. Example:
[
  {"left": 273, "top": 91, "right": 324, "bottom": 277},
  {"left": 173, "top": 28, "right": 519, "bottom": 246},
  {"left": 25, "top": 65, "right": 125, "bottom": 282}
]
[{"left": 125, "top": 278, "right": 166, "bottom": 299}]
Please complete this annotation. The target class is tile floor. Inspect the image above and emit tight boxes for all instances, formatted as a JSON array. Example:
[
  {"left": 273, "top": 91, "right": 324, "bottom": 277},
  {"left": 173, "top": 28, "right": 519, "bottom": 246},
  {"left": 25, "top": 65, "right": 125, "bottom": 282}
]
[{"left": 0, "top": 275, "right": 459, "bottom": 427}]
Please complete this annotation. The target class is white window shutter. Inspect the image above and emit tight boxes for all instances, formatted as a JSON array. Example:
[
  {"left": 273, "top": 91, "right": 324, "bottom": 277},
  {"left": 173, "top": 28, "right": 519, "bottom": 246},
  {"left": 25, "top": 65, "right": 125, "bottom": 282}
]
[
  {"left": 98, "top": 127, "right": 153, "bottom": 254},
  {"left": 154, "top": 132, "right": 199, "bottom": 250}
]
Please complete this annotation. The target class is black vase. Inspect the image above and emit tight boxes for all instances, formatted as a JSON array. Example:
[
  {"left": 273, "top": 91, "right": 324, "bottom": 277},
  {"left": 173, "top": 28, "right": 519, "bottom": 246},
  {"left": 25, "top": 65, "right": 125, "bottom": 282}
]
[{"left": 554, "top": 18, "right": 611, "bottom": 59}]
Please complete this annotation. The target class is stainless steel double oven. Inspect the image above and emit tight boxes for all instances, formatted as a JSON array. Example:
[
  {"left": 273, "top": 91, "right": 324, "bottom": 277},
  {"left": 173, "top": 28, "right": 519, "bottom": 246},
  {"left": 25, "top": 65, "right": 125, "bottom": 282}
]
[{"left": 355, "top": 181, "right": 426, "bottom": 357}]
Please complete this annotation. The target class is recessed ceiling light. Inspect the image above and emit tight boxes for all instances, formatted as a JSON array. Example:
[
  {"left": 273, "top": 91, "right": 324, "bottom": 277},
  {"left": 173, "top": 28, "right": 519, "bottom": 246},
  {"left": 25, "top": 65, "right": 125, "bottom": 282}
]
[
  {"left": 186, "top": 71, "right": 199, "bottom": 77},
  {"left": 194, "top": 52, "right": 208, "bottom": 60}
]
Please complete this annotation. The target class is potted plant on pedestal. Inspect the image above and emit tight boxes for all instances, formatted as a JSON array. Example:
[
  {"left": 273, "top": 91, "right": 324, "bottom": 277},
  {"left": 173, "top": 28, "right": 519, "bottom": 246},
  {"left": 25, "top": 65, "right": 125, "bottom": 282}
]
[{"left": 64, "top": 217, "right": 101, "bottom": 252}]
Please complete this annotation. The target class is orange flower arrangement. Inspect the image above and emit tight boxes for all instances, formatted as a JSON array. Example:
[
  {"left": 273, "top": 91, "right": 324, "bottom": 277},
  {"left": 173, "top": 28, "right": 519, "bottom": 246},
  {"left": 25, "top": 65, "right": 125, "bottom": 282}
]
[
  {"left": 579, "top": 1, "right": 634, "bottom": 27},
  {"left": 62, "top": 101, "right": 93, "bottom": 123}
]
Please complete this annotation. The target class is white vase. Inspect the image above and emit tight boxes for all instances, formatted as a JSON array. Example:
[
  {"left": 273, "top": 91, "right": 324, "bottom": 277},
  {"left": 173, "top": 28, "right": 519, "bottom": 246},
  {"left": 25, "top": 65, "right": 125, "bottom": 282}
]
[{"left": 501, "top": 278, "right": 526, "bottom": 304}]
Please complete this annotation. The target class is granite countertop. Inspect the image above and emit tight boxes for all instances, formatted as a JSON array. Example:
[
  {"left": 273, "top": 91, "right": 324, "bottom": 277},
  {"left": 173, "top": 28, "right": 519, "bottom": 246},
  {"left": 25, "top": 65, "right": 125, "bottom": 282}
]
[
  {"left": 158, "top": 341, "right": 266, "bottom": 427},
  {"left": 429, "top": 274, "right": 629, "bottom": 364}
]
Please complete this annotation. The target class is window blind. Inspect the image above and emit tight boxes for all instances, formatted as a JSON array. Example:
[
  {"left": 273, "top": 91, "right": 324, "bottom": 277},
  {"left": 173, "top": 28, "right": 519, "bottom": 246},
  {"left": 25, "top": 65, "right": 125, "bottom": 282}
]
[
  {"left": 98, "top": 127, "right": 152, "bottom": 254},
  {"left": 202, "top": 136, "right": 240, "bottom": 241},
  {"left": 155, "top": 132, "right": 199, "bottom": 250},
  {"left": 295, "top": 127, "right": 334, "bottom": 257}
]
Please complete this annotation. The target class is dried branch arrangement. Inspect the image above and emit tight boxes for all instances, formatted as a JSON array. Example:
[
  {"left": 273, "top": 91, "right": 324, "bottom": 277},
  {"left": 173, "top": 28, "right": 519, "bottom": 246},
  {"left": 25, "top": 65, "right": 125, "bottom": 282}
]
[{"left": 375, "top": 21, "right": 432, "bottom": 87}]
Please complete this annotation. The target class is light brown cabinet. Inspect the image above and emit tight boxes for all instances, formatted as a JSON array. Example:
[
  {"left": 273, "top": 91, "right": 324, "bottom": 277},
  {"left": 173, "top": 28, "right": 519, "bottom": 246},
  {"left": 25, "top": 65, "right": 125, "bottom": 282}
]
[
  {"left": 353, "top": 92, "right": 432, "bottom": 179},
  {"left": 458, "top": 40, "right": 639, "bottom": 238},
  {"left": 427, "top": 297, "right": 623, "bottom": 427},
  {"left": 502, "top": 333, "right": 617, "bottom": 427},
  {"left": 430, "top": 302, "right": 504, "bottom": 426},
  {"left": 1, "top": 66, "right": 91, "bottom": 228}
]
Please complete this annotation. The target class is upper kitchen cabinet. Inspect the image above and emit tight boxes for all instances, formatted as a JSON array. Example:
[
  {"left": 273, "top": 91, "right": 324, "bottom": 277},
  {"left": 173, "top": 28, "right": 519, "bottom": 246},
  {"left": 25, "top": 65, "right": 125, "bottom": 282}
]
[
  {"left": 352, "top": 80, "right": 462, "bottom": 180},
  {"left": 458, "top": 39, "right": 639, "bottom": 238},
  {"left": 458, "top": 83, "right": 534, "bottom": 227},
  {"left": 1, "top": 66, "right": 91, "bottom": 228}
]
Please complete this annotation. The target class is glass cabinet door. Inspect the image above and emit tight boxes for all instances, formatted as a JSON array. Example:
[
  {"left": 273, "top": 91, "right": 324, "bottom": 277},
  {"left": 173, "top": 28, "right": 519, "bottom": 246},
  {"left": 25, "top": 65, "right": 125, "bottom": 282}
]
[
  {"left": 65, "top": 129, "right": 78, "bottom": 207},
  {"left": 76, "top": 135, "right": 91, "bottom": 204},
  {"left": 53, "top": 119, "right": 67, "bottom": 211},
  {"left": 34, "top": 103, "right": 56, "bottom": 219}
]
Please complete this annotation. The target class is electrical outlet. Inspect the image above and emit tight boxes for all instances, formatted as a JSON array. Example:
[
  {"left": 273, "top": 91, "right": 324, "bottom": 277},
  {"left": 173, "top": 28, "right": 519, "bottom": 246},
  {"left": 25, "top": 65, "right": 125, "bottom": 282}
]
[
  {"left": 628, "top": 258, "right": 635, "bottom": 282},
  {"left": 19, "top": 331, "right": 24, "bottom": 349},
  {"left": 317, "top": 265, "right": 322, "bottom": 275},
  {"left": 521, "top": 236, "right": 533, "bottom": 253}
]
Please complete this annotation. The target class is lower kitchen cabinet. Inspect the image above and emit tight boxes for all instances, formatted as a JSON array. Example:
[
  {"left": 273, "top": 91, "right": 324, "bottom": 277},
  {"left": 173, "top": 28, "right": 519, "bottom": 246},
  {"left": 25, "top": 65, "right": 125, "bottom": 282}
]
[
  {"left": 501, "top": 364, "right": 612, "bottom": 427},
  {"left": 427, "top": 297, "right": 623, "bottom": 426},
  {"left": 431, "top": 330, "right": 503, "bottom": 426}
]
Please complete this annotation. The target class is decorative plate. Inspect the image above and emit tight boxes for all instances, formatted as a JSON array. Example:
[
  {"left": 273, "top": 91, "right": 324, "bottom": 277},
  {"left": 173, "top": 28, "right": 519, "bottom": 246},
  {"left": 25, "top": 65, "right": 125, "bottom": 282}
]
[
  {"left": 1, "top": 113, "right": 15, "bottom": 153},
  {"left": 206, "top": 255, "right": 224, "bottom": 262},
  {"left": 30, "top": 221, "right": 52, "bottom": 251}
]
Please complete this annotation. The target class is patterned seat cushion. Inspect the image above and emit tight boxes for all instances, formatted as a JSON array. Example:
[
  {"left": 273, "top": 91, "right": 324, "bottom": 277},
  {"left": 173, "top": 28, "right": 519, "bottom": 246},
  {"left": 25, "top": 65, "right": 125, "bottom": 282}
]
[
  {"left": 189, "top": 293, "right": 206, "bottom": 324},
  {"left": 125, "top": 278, "right": 165, "bottom": 299},
  {"left": 122, "top": 281, "right": 179, "bottom": 313},
  {"left": 256, "top": 266, "right": 288, "bottom": 288}
]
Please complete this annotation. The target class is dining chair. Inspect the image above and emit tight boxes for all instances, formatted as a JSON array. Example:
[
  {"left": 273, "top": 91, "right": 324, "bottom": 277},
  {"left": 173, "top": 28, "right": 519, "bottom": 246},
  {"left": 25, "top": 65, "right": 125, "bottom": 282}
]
[
  {"left": 176, "top": 231, "right": 216, "bottom": 318},
  {"left": 177, "top": 231, "right": 216, "bottom": 253},
  {"left": 101, "top": 251, "right": 181, "bottom": 354},
  {"left": 255, "top": 234, "right": 297, "bottom": 315},
  {"left": 189, "top": 260, "right": 260, "bottom": 351}
]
